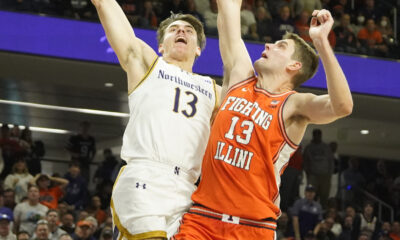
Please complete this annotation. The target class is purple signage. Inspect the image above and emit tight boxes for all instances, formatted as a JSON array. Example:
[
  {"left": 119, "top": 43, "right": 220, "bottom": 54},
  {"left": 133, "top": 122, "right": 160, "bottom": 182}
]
[{"left": 0, "top": 10, "right": 399, "bottom": 98}]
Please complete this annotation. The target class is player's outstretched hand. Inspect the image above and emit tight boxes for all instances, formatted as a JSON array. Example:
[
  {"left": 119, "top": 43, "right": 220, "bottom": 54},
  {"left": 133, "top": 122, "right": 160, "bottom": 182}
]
[{"left": 309, "top": 9, "right": 334, "bottom": 43}]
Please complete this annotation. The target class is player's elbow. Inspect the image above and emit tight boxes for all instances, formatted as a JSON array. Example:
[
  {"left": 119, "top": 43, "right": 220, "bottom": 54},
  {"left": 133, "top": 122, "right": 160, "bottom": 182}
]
[{"left": 335, "top": 102, "right": 353, "bottom": 117}]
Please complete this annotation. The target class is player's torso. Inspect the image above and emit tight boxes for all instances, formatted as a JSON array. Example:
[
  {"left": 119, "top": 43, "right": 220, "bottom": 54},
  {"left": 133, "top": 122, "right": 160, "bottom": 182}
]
[
  {"left": 121, "top": 57, "right": 217, "bottom": 180},
  {"left": 193, "top": 77, "right": 298, "bottom": 220}
]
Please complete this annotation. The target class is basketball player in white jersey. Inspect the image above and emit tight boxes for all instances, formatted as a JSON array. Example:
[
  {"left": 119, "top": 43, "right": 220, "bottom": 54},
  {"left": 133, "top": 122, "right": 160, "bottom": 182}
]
[{"left": 91, "top": 1, "right": 220, "bottom": 239}]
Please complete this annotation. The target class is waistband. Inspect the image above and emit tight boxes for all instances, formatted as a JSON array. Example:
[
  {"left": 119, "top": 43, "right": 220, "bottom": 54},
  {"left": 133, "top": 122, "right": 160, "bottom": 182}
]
[
  {"left": 189, "top": 204, "right": 277, "bottom": 231},
  {"left": 125, "top": 159, "right": 198, "bottom": 184}
]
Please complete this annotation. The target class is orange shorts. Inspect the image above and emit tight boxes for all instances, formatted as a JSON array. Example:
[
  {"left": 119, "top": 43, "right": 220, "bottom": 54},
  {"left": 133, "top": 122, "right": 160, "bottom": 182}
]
[{"left": 172, "top": 205, "right": 277, "bottom": 240}]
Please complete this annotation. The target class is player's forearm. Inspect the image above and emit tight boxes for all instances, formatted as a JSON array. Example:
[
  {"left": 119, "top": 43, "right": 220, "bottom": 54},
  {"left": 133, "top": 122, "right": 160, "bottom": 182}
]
[
  {"left": 216, "top": 0, "right": 242, "bottom": 69},
  {"left": 92, "top": 0, "right": 137, "bottom": 69},
  {"left": 314, "top": 38, "right": 353, "bottom": 117}
]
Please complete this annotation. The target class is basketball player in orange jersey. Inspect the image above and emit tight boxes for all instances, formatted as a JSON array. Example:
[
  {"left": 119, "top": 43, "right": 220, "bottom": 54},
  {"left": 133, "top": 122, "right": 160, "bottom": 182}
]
[
  {"left": 91, "top": 0, "right": 220, "bottom": 240},
  {"left": 173, "top": 0, "right": 353, "bottom": 239}
]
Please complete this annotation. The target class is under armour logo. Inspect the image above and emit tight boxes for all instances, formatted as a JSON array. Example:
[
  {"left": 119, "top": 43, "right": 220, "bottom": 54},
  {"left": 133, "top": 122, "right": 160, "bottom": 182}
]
[
  {"left": 174, "top": 166, "right": 180, "bottom": 175},
  {"left": 136, "top": 182, "right": 146, "bottom": 189}
]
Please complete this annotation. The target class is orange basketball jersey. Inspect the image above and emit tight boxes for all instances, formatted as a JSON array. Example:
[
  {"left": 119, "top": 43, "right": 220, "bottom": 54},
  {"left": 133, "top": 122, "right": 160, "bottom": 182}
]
[{"left": 192, "top": 77, "right": 298, "bottom": 220}]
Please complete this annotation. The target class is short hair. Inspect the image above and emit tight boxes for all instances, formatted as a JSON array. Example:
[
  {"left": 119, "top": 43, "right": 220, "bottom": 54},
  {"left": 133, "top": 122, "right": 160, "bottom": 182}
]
[
  {"left": 157, "top": 13, "right": 206, "bottom": 51},
  {"left": 35, "top": 219, "right": 49, "bottom": 230},
  {"left": 17, "top": 231, "right": 30, "bottom": 238},
  {"left": 69, "top": 161, "right": 81, "bottom": 168},
  {"left": 283, "top": 32, "right": 319, "bottom": 89},
  {"left": 28, "top": 184, "right": 39, "bottom": 191},
  {"left": 46, "top": 209, "right": 59, "bottom": 216}
]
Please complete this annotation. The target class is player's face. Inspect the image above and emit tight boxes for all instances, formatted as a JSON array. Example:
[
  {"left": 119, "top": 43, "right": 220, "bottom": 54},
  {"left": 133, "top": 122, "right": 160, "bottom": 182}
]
[
  {"left": 255, "top": 39, "right": 299, "bottom": 74},
  {"left": 159, "top": 20, "right": 201, "bottom": 61}
]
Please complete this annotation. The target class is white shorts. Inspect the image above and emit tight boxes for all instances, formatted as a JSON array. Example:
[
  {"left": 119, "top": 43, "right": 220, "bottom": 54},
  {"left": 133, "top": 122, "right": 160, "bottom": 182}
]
[{"left": 111, "top": 160, "right": 197, "bottom": 239}]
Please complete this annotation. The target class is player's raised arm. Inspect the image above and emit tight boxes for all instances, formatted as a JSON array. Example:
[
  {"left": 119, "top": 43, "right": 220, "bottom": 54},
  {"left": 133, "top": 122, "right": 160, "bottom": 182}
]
[
  {"left": 294, "top": 9, "right": 353, "bottom": 124},
  {"left": 92, "top": 0, "right": 157, "bottom": 73},
  {"left": 217, "top": 0, "right": 254, "bottom": 90}
]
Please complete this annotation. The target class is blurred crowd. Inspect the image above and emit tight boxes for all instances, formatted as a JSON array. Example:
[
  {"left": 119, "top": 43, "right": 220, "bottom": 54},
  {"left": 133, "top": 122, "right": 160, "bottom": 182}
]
[
  {"left": 0, "top": 121, "right": 125, "bottom": 240},
  {"left": 0, "top": 0, "right": 399, "bottom": 59}
]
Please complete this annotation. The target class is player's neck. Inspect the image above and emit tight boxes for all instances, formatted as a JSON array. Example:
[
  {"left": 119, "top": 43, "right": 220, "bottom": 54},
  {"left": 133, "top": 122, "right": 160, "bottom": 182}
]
[
  {"left": 256, "top": 72, "right": 293, "bottom": 94},
  {"left": 163, "top": 55, "right": 194, "bottom": 73}
]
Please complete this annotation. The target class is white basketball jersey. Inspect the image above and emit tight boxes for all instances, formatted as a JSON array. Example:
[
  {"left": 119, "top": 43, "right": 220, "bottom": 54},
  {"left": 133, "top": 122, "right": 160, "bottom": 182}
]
[{"left": 121, "top": 57, "right": 217, "bottom": 182}]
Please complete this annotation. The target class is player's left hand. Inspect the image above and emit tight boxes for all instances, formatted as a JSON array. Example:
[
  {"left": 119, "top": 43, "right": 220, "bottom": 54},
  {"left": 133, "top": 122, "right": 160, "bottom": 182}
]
[{"left": 309, "top": 9, "right": 334, "bottom": 42}]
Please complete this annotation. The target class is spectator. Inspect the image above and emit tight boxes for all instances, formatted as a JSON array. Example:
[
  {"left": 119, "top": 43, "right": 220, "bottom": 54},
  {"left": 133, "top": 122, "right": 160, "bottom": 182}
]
[
  {"left": 59, "top": 212, "right": 75, "bottom": 234},
  {"left": 31, "top": 174, "right": 69, "bottom": 209},
  {"left": 338, "top": 215, "right": 354, "bottom": 240},
  {"left": 13, "top": 185, "right": 48, "bottom": 235},
  {"left": 4, "top": 158, "right": 33, "bottom": 203},
  {"left": 292, "top": 184, "right": 323, "bottom": 240},
  {"left": 98, "top": 227, "right": 112, "bottom": 240},
  {"left": 325, "top": 207, "right": 343, "bottom": 237},
  {"left": 0, "top": 193, "right": 13, "bottom": 222},
  {"left": 63, "top": 163, "right": 88, "bottom": 211},
  {"left": 377, "top": 15, "right": 396, "bottom": 57},
  {"left": 185, "top": 0, "right": 206, "bottom": 27},
  {"left": 354, "top": 202, "right": 382, "bottom": 240},
  {"left": 295, "top": 10, "right": 312, "bottom": 43},
  {"left": 59, "top": 234, "right": 73, "bottom": 240},
  {"left": 377, "top": 221, "right": 392, "bottom": 240},
  {"left": 95, "top": 181, "right": 112, "bottom": 210},
  {"left": 341, "top": 158, "right": 366, "bottom": 207},
  {"left": 66, "top": 121, "right": 96, "bottom": 182},
  {"left": 19, "top": 128, "right": 45, "bottom": 176},
  {"left": 255, "top": 6, "right": 273, "bottom": 42},
  {"left": 118, "top": 0, "right": 140, "bottom": 25},
  {"left": 271, "top": 5, "right": 295, "bottom": 42},
  {"left": 0, "top": 125, "right": 21, "bottom": 180},
  {"left": 3, "top": 190, "right": 16, "bottom": 211},
  {"left": 303, "top": 129, "right": 335, "bottom": 208},
  {"left": 254, "top": 0, "right": 269, "bottom": 10},
  {"left": 71, "top": 221, "right": 95, "bottom": 240},
  {"left": 83, "top": 217, "right": 98, "bottom": 239},
  {"left": 34, "top": 220, "right": 50, "bottom": 240},
  {"left": 203, "top": 0, "right": 218, "bottom": 35},
  {"left": 390, "top": 222, "right": 400, "bottom": 240},
  {"left": 45, "top": 210, "right": 66, "bottom": 240},
  {"left": 93, "top": 150, "right": 117, "bottom": 189},
  {"left": 303, "top": 0, "right": 322, "bottom": 13},
  {"left": 276, "top": 212, "right": 291, "bottom": 240},
  {"left": 10, "top": 125, "right": 20, "bottom": 141},
  {"left": 161, "top": 0, "right": 186, "bottom": 19},
  {"left": 334, "top": 14, "right": 358, "bottom": 54},
  {"left": 313, "top": 216, "right": 336, "bottom": 240},
  {"left": 331, "top": 0, "right": 351, "bottom": 20},
  {"left": 137, "top": 0, "right": 158, "bottom": 29},
  {"left": 358, "top": 0, "right": 380, "bottom": 21},
  {"left": 77, "top": 211, "right": 88, "bottom": 222},
  {"left": 86, "top": 196, "right": 106, "bottom": 225},
  {"left": 193, "top": 0, "right": 209, "bottom": 15},
  {"left": 350, "top": 13, "right": 366, "bottom": 36},
  {"left": 16, "top": 231, "right": 30, "bottom": 240},
  {"left": 0, "top": 213, "right": 15, "bottom": 240},
  {"left": 241, "top": 1, "right": 258, "bottom": 40},
  {"left": 55, "top": 202, "right": 71, "bottom": 219},
  {"left": 357, "top": 18, "right": 388, "bottom": 57}
]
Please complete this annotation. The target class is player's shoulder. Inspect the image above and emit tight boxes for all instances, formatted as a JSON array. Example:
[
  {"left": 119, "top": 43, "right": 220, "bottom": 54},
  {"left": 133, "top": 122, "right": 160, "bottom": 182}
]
[{"left": 286, "top": 92, "right": 317, "bottom": 106}]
